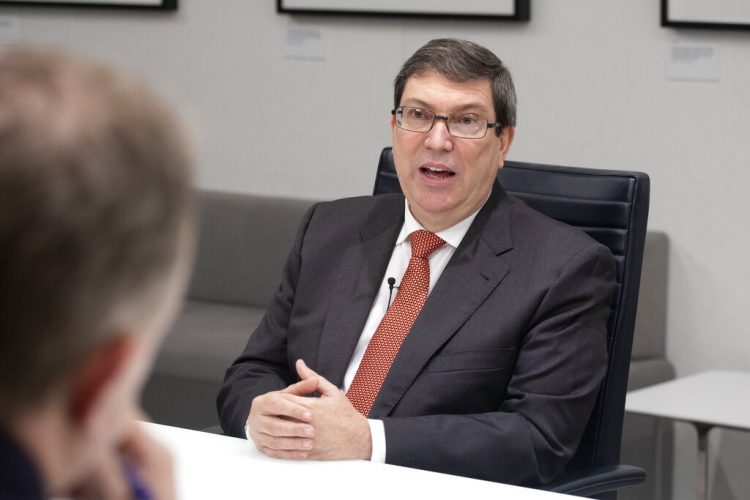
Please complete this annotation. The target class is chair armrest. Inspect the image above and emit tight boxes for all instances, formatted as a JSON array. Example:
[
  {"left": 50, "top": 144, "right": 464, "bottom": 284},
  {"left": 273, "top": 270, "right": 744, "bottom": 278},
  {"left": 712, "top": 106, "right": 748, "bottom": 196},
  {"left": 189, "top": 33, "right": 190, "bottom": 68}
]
[{"left": 542, "top": 464, "right": 646, "bottom": 497}]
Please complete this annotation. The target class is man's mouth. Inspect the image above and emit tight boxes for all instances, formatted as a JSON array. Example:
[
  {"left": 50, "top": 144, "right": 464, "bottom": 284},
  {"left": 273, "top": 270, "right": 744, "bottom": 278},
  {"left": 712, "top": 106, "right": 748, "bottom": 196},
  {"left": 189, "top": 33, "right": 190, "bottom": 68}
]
[{"left": 419, "top": 164, "right": 455, "bottom": 179}]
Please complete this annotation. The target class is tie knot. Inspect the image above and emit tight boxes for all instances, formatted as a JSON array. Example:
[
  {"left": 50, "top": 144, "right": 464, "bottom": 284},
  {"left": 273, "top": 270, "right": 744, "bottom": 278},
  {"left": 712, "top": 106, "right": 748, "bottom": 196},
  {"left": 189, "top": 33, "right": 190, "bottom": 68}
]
[{"left": 409, "top": 230, "right": 445, "bottom": 258}]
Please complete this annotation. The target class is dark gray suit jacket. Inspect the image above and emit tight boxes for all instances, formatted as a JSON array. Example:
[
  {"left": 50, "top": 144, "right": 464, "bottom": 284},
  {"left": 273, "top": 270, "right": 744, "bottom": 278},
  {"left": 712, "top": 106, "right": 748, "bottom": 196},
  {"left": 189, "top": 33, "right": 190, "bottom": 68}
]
[{"left": 217, "top": 182, "right": 616, "bottom": 486}]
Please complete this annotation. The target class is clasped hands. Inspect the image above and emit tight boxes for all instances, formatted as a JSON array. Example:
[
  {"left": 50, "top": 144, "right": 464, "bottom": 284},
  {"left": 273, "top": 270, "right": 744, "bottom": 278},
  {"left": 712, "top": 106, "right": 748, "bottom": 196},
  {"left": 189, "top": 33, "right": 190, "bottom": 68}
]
[{"left": 246, "top": 359, "right": 373, "bottom": 461}]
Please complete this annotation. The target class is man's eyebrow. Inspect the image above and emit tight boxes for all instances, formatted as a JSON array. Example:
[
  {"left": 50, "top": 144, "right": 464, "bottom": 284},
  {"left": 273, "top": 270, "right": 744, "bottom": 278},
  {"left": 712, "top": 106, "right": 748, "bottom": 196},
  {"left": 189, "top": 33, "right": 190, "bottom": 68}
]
[
  {"left": 400, "top": 98, "right": 490, "bottom": 115},
  {"left": 401, "top": 98, "right": 433, "bottom": 108}
]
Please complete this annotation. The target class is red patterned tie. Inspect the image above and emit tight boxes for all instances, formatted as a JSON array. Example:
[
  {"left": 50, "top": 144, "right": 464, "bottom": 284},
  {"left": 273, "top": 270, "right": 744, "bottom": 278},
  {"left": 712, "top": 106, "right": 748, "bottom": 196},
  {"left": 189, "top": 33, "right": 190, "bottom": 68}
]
[{"left": 346, "top": 229, "right": 445, "bottom": 416}]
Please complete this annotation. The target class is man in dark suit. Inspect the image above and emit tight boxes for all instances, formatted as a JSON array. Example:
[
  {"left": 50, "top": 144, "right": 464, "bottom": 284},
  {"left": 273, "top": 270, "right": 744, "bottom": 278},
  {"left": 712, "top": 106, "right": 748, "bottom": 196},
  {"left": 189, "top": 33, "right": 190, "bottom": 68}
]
[
  {"left": 0, "top": 48, "right": 194, "bottom": 499},
  {"left": 218, "top": 38, "right": 615, "bottom": 486}
]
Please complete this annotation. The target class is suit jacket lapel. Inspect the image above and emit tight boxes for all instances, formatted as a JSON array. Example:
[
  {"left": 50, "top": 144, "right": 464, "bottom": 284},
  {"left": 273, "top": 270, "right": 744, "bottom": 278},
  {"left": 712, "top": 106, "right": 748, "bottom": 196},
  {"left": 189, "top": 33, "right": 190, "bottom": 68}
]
[
  {"left": 370, "top": 183, "right": 514, "bottom": 417},
  {"left": 315, "top": 195, "right": 404, "bottom": 387}
]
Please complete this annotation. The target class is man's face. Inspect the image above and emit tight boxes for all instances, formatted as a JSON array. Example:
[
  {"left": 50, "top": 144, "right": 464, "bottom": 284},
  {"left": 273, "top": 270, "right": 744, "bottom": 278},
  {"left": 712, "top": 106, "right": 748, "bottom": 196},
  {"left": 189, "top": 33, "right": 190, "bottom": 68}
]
[{"left": 392, "top": 71, "right": 514, "bottom": 232}]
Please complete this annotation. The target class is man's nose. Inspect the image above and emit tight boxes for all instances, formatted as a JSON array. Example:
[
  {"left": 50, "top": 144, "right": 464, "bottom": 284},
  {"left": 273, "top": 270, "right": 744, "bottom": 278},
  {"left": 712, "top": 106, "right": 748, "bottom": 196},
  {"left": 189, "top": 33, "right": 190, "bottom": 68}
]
[{"left": 424, "top": 119, "right": 454, "bottom": 152}]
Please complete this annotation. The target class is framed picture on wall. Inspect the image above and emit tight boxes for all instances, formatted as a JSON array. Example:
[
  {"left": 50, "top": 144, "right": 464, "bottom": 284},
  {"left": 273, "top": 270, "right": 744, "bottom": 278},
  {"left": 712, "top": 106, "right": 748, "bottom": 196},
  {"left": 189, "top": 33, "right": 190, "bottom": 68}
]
[
  {"left": 662, "top": 0, "right": 750, "bottom": 30},
  {"left": 0, "top": 0, "right": 177, "bottom": 10},
  {"left": 278, "top": 0, "right": 530, "bottom": 21}
]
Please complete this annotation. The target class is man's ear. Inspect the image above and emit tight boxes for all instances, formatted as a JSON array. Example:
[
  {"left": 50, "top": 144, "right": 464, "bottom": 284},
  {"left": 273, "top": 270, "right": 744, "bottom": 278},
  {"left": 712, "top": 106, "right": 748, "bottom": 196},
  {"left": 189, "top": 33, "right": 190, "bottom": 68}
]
[
  {"left": 69, "top": 333, "right": 136, "bottom": 428},
  {"left": 498, "top": 126, "right": 516, "bottom": 168},
  {"left": 390, "top": 115, "right": 396, "bottom": 129}
]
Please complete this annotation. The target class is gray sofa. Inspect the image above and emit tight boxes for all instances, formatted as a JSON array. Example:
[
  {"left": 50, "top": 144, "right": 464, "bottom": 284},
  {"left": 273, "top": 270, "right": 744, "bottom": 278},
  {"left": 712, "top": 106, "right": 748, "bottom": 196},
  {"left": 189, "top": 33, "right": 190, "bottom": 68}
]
[
  {"left": 142, "top": 192, "right": 674, "bottom": 491},
  {"left": 142, "top": 190, "right": 316, "bottom": 430}
]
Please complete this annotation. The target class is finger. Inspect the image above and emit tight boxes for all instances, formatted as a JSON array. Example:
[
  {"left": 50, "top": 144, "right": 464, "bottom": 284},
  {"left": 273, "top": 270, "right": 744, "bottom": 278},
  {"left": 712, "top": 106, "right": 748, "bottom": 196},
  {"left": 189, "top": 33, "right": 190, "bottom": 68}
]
[
  {"left": 295, "top": 358, "right": 317, "bottom": 380},
  {"left": 68, "top": 447, "right": 129, "bottom": 500},
  {"left": 296, "top": 359, "right": 339, "bottom": 396},
  {"left": 261, "top": 416, "right": 315, "bottom": 438},
  {"left": 119, "top": 424, "right": 175, "bottom": 500},
  {"left": 295, "top": 358, "right": 315, "bottom": 379},
  {"left": 253, "top": 415, "right": 314, "bottom": 439},
  {"left": 257, "top": 435, "right": 313, "bottom": 452},
  {"left": 260, "top": 446, "right": 310, "bottom": 461},
  {"left": 119, "top": 422, "right": 150, "bottom": 460},
  {"left": 277, "top": 392, "right": 317, "bottom": 408},
  {"left": 256, "top": 393, "right": 312, "bottom": 422},
  {"left": 282, "top": 376, "right": 319, "bottom": 396},
  {"left": 120, "top": 423, "right": 170, "bottom": 468}
]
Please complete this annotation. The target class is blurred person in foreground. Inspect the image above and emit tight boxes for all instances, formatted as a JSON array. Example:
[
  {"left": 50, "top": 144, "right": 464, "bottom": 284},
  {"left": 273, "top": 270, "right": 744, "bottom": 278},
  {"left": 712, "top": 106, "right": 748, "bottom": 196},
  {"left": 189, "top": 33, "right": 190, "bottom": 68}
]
[{"left": 0, "top": 47, "right": 195, "bottom": 499}]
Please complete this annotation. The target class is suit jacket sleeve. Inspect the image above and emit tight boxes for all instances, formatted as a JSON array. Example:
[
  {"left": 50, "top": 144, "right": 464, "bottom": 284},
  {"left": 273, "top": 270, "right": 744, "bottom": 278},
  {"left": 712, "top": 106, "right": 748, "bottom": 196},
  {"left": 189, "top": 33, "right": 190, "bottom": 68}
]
[
  {"left": 216, "top": 203, "right": 317, "bottom": 438},
  {"left": 381, "top": 242, "right": 615, "bottom": 486}
]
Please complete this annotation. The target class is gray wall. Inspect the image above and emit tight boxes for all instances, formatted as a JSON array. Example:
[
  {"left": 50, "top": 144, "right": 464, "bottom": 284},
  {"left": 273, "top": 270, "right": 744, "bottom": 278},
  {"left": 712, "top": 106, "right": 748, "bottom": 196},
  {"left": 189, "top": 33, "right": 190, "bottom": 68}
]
[{"left": 3, "top": 1, "right": 749, "bottom": 498}]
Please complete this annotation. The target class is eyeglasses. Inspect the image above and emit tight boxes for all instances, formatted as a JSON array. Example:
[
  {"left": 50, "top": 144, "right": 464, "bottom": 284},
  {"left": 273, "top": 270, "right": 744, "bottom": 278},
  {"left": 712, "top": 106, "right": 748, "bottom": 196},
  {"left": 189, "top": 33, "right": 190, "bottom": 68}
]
[{"left": 392, "top": 106, "right": 502, "bottom": 139}]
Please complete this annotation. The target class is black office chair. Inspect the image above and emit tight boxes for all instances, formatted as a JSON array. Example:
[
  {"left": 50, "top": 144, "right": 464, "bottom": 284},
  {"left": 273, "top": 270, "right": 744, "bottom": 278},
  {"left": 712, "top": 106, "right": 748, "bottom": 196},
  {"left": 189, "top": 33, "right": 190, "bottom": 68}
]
[{"left": 374, "top": 147, "right": 649, "bottom": 499}]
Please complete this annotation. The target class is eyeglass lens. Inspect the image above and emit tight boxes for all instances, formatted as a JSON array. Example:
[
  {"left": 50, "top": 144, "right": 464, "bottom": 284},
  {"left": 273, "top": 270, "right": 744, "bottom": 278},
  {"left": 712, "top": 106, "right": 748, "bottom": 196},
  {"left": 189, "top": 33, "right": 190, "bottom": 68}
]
[{"left": 396, "top": 107, "right": 488, "bottom": 139}]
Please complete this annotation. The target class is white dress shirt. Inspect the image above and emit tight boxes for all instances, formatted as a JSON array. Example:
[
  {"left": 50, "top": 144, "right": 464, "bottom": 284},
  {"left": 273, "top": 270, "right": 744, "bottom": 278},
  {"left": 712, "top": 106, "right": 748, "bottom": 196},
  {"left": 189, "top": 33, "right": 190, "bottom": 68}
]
[{"left": 341, "top": 199, "right": 481, "bottom": 463}]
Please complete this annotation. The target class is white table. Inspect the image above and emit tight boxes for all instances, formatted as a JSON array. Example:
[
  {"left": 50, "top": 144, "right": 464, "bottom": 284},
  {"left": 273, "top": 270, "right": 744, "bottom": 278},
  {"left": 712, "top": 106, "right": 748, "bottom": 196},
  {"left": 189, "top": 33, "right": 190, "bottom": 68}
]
[
  {"left": 625, "top": 370, "right": 750, "bottom": 500},
  {"left": 143, "top": 422, "right": 579, "bottom": 500}
]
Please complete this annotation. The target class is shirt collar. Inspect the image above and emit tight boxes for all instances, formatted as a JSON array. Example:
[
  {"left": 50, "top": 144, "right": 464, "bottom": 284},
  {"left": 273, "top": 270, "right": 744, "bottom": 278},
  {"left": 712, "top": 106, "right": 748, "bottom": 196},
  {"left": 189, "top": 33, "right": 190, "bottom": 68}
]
[{"left": 396, "top": 198, "right": 483, "bottom": 249}]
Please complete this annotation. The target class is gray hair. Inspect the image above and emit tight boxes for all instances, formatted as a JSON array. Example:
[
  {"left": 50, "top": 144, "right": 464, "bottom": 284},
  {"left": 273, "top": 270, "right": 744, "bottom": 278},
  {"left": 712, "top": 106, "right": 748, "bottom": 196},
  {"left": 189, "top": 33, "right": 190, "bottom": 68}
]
[{"left": 394, "top": 38, "right": 517, "bottom": 134}]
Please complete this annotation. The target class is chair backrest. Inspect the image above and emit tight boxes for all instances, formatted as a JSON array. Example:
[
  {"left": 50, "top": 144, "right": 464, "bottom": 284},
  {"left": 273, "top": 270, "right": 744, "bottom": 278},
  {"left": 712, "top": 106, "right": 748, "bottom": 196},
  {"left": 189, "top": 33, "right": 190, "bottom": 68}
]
[{"left": 373, "top": 146, "right": 650, "bottom": 474}]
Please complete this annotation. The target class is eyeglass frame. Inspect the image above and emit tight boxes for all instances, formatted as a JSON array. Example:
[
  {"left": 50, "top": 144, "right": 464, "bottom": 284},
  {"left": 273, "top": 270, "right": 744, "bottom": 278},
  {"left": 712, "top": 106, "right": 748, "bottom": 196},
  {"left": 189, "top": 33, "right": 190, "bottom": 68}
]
[{"left": 391, "top": 106, "right": 503, "bottom": 140}]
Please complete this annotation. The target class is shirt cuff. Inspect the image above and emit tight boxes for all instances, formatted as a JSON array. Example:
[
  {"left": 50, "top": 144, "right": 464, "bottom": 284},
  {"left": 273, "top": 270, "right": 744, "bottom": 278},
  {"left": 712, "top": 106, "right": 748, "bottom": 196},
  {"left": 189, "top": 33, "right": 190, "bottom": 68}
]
[{"left": 367, "top": 419, "right": 386, "bottom": 463}]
